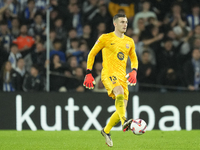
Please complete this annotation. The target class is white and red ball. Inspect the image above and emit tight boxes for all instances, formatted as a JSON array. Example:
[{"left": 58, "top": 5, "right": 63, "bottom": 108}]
[{"left": 130, "top": 119, "right": 147, "bottom": 135}]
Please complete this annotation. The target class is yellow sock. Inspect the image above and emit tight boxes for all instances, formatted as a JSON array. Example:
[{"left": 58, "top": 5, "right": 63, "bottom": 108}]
[
  {"left": 104, "top": 111, "right": 120, "bottom": 134},
  {"left": 115, "top": 94, "right": 126, "bottom": 125}
]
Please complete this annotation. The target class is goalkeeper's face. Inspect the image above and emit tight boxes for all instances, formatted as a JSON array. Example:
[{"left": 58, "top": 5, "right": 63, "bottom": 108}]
[{"left": 114, "top": 17, "right": 128, "bottom": 33}]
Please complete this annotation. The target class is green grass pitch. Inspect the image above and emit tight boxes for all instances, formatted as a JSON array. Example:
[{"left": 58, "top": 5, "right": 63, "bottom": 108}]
[{"left": 0, "top": 130, "right": 200, "bottom": 150}]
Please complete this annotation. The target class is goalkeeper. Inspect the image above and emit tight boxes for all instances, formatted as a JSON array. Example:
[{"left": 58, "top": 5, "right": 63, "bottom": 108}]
[{"left": 83, "top": 14, "right": 138, "bottom": 147}]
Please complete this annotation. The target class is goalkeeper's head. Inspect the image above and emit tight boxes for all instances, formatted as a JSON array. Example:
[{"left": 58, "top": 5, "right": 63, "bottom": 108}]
[{"left": 113, "top": 14, "right": 128, "bottom": 34}]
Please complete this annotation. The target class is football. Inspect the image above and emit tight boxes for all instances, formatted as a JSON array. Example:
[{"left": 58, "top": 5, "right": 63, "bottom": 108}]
[{"left": 130, "top": 119, "right": 147, "bottom": 135}]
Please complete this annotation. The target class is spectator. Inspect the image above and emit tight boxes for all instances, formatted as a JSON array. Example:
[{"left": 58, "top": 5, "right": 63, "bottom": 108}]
[
  {"left": 125, "top": 27, "right": 133, "bottom": 37},
  {"left": 66, "top": 38, "right": 79, "bottom": 56},
  {"left": 184, "top": 48, "right": 200, "bottom": 91},
  {"left": 157, "top": 68, "right": 183, "bottom": 92},
  {"left": 156, "top": 38, "right": 178, "bottom": 73},
  {"left": 20, "top": 0, "right": 37, "bottom": 25},
  {"left": 80, "top": 24, "right": 93, "bottom": 49},
  {"left": 192, "top": 38, "right": 200, "bottom": 50},
  {"left": 67, "top": 3, "right": 83, "bottom": 36},
  {"left": 50, "top": 39, "right": 66, "bottom": 62},
  {"left": 0, "top": 21, "right": 12, "bottom": 52},
  {"left": 50, "top": 54, "right": 68, "bottom": 74},
  {"left": 12, "top": 24, "right": 35, "bottom": 52},
  {"left": 1, "top": 0, "right": 200, "bottom": 93},
  {"left": 23, "top": 64, "right": 45, "bottom": 91},
  {"left": 66, "top": 28, "right": 77, "bottom": 50},
  {"left": 92, "top": 4, "right": 113, "bottom": 32},
  {"left": 71, "top": 42, "right": 89, "bottom": 64},
  {"left": 50, "top": 9, "right": 59, "bottom": 27},
  {"left": 141, "top": 25, "right": 164, "bottom": 54},
  {"left": 11, "top": 58, "right": 27, "bottom": 91},
  {"left": 187, "top": 4, "right": 200, "bottom": 30},
  {"left": 80, "top": 60, "right": 87, "bottom": 71},
  {"left": 133, "top": 0, "right": 157, "bottom": 30},
  {"left": 150, "top": 0, "right": 171, "bottom": 21},
  {"left": 133, "top": 18, "right": 146, "bottom": 35},
  {"left": 93, "top": 22, "right": 106, "bottom": 41},
  {"left": 17, "top": 0, "right": 28, "bottom": 12},
  {"left": 3, "top": 7, "right": 17, "bottom": 28},
  {"left": 93, "top": 61, "right": 102, "bottom": 78},
  {"left": 0, "top": 0, "right": 12, "bottom": 14},
  {"left": 131, "top": 34, "right": 142, "bottom": 57},
  {"left": 73, "top": 67, "right": 85, "bottom": 92},
  {"left": 28, "top": 13, "right": 46, "bottom": 38},
  {"left": 10, "top": 17, "right": 20, "bottom": 38},
  {"left": 10, "top": 0, "right": 21, "bottom": 16},
  {"left": 166, "top": 29, "right": 180, "bottom": 48},
  {"left": 138, "top": 51, "right": 156, "bottom": 91},
  {"left": 53, "top": 17, "right": 66, "bottom": 40},
  {"left": 0, "top": 43, "right": 9, "bottom": 72},
  {"left": 35, "top": 0, "right": 46, "bottom": 12},
  {"left": 66, "top": 56, "right": 78, "bottom": 76},
  {"left": 45, "top": 29, "right": 56, "bottom": 51},
  {"left": 188, "top": 25, "right": 200, "bottom": 48},
  {"left": 137, "top": 44, "right": 156, "bottom": 65},
  {"left": 64, "top": 67, "right": 85, "bottom": 92},
  {"left": 146, "top": 17, "right": 162, "bottom": 32},
  {"left": 8, "top": 43, "right": 22, "bottom": 69},
  {"left": 49, "top": 54, "right": 69, "bottom": 91},
  {"left": 31, "top": 42, "right": 46, "bottom": 71},
  {"left": 82, "top": 0, "right": 99, "bottom": 23},
  {"left": 0, "top": 61, "right": 14, "bottom": 91},
  {"left": 165, "top": 2, "right": 188, "bottom": 37}
]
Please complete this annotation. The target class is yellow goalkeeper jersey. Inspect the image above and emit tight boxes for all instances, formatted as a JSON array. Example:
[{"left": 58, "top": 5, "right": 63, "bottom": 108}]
[{"left": 87, "top": 32, "right": 138, "bottom": 81}]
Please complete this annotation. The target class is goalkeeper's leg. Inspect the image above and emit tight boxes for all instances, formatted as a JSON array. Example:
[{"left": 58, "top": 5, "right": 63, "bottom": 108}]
[
  {"left": 113, "top": 86, "right": 132, "bottom": 131},
  {"left": 113, "top": 86, "right": 126, "bottom": 125},
  {"left": 104, "top": 99, "right": 128, "bottom": 134},
  {"left": 102, "top": 100, "right": 127, "bottom": 147}
]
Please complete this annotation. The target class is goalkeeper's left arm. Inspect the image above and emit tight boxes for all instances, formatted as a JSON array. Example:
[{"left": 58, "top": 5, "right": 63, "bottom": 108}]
[{"left": 126, "top": 40, "right": 138, "bottom": 86}]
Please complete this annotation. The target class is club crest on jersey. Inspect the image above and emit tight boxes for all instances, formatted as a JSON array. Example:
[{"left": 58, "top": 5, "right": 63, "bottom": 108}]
[
  {"left": 117, "top": 52, "right": 124, "bottom": 60},
  {"left": 126, "top": 44, "right": 129, "bottom": 49}
]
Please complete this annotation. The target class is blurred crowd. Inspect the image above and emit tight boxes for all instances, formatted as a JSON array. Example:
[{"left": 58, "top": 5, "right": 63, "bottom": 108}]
[{"left": 0, "top": 0, "right": 200, "bottom": 92}]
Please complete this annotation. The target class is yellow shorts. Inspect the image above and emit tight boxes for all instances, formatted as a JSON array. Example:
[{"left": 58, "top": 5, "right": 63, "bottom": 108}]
[{"left": 101, "top": 74, "right": 129, "bottom": 100}]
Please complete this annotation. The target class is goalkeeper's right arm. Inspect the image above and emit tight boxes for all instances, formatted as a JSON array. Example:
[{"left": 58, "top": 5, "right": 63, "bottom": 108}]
[{"left": 83, "top": 35, "right": 105, "bottom": 89}]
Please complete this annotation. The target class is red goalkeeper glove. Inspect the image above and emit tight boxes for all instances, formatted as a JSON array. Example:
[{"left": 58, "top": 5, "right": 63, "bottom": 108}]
[
  {"left": 125, "top": 69, "right": 137, "bottom": 86},
  {"left": 83, "top": 70, "right": 96, "bottom": 89}
]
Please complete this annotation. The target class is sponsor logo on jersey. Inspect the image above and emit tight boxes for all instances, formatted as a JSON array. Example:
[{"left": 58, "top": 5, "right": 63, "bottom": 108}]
[
  {"left": 126, "top": 44, "right": 129, "bottom": 49},
  {"left": 117, "top": 52, "right": 124, "bottom": 60},
  {"left": 111, "top": 43, "right": 115, "bottom": 45}
]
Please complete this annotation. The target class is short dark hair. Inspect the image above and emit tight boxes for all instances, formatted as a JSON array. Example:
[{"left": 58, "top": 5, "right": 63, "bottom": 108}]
[
  {"left": 53, "top": 39, "right": 62, "bottom": 44},
  {"left": 31, "top": 64, "right": 40, "bottom": 71},
  {"left": 34, "top": 12, "right": 43, "bottom": 18},
  {"left": 142, "top": 0, "right": 150, "bottom": 4},
  {"left": 17, "top": 57, "right": 23, "bottom": 63},
  {"left": 10, "top": 43, "right": 18, "bottom": 48},
  {"left": 113, "top": 14, "right": 126, "bottom": 21},
  {"left": 27, "top": 0, "right": 35, "bottom": 4},
  {"left": 142, "top": 51, "right": 150, "bottom": 55},
  {"left": 163, "top": 37, "right": 173, "bottom": 43}
]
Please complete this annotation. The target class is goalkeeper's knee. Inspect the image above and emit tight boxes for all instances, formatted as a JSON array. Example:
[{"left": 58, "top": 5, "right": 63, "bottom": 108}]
[{"left": 113, "top": 86, "right": 124, "bottom": 96}]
